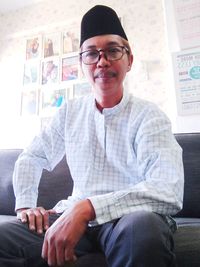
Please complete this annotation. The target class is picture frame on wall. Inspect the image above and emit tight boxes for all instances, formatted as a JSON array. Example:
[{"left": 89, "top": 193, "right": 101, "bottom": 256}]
[
  {"left": 41, "top": 58, "right": 59, "bottom": 85},
  {"left": 23, "top": 61, "right": 40, "bottom": 86},
  {"left": 62, "top": 21, "right": 79, "bottom": 54},
  {"left": 25, "top": 35, "right": 42, "bottom": 60},
  {"left": 40, "top": 88, "right": 67, "bottom": 116},
  {"left": 21, "top": 90, "right": 38, "bottom": 116},
  {"left": 61, "top": 55, "right": 79, "bottom": 82},
  {"left": 73, "top": 82, "right": 92, "bottom": 98},
  {"left": 62, "top": 30, "right": 79, "bottom": 54},
  {"left": 43, "top": 32, "right": 61, "bottom": 58}
]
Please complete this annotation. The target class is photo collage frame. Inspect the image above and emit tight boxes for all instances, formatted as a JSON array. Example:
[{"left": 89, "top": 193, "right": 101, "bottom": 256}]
[{"left": 21, "top": 23, "right": 92, "bottom": 120}]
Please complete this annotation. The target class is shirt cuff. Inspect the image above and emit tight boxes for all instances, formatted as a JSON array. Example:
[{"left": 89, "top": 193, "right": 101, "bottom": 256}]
[{"left": 88, "top": 192, "right": 120, "bottom": 225}]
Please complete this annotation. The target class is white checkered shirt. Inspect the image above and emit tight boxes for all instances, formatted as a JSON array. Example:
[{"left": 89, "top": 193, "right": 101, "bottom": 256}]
[{"left": 13, "top": 92, "right": 184, "bottom": 225}]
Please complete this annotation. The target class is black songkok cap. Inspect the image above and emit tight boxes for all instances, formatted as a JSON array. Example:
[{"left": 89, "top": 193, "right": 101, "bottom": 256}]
[{"left": 80, "top": 5, "right": 128, "bottom": 47}]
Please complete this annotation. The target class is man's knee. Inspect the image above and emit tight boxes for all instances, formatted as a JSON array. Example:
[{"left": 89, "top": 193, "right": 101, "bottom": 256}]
[
  {"left": 116, "top": 211, "right": 165, "bottom": 234},
  {"left": 0, "top": 220, "right": 46, "bottom": 267},
  {"left": 0, "top": 219, "right": 44, "bottom": 253},
  {"left": 118, "top": 211, "right": 172, "bottom": 247},
  {"left": 0, "top": 220, "right": 19, "bottom": 243},
  {"left": 100, "top": 211, "right": 175, "bottom": 266}
]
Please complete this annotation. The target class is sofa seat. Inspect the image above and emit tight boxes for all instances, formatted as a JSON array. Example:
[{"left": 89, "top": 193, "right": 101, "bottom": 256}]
[
  {"left": 1, "top": 133, "right": 200, "bottom": 266},
  {"left": 174, "top": 218, "right": 200, "bottom": 267},
  {"left": 0, "top": 215, "right": 17, "bottom": 223}
]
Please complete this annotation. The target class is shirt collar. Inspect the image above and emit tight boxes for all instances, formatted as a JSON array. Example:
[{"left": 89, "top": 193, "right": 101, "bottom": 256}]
[{"left": 92, "top": 91, "right": 129, "bottom": 117}]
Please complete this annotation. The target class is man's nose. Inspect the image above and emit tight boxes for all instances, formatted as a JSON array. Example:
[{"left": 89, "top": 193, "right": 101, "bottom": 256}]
[{"left": 97, "top": 51, "right": 110, "bottom": 67}]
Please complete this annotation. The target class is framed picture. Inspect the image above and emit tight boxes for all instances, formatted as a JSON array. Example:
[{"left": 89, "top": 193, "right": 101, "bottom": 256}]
[
  {"left": 21, "top": 90, "right": 38, "bottom": 116},
  {"left": 25, "top": 36, "right": 41, "bottom": 60},
  {"left": 41, "top": 58, "right": 59, "bottom": 85},
  {"left": 23, "top": 61, "right": 40, "bottom": 85},
  {"left": 73, "top": 82, "right": 92, "bottom": 98},
  {"left": 62, "top": 21, "right": 79, "bottom": 54},
  {"left": 40, "top": 88, "right": 66, "bottom": 116},
  {"left": 62, "top": 31, "right": 79, "bottom": 54},
  {"left": 43, "top": 32, "right": 61, "bottom": 58},
  {"left": 61, "top": 56, "right": 79, "bottom": 81}
]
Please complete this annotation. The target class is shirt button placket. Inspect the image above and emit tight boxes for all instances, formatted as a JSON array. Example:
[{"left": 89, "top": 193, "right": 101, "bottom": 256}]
[{"left": 94, "top": 113, "right": 106, "bottom": 170}]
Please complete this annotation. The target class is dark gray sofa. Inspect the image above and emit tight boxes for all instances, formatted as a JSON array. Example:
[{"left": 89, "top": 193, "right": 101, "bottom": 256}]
[{"left": 0, "top": 133, "right": 200, "bottom": 267}]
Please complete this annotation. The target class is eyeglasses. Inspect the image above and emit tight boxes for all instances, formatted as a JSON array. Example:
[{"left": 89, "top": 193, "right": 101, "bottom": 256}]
[{"left": 80, "top": 46, "right": 129, "bottom": 65}]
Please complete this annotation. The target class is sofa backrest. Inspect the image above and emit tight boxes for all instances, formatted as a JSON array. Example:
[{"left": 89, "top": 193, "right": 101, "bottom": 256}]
[
  {"left": 0, "top": 149, "right": 73, "bottom": 215},
  {"left": 37, "top": 157, "right": 73, "bottom": 210},
  {"left": 0, "top": 149, "right": 21, "bottom": 215},
  {"left": 175, "top": 133, "right": 200, "bottom": 218},
  {"left": 0, "top": 133, "right": 200, "bottom": 217}
]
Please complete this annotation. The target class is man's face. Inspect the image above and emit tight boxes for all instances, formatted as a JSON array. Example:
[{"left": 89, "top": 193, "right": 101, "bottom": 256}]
[{"left": 80, "top": 34, "right": 133, "bottom": 98}]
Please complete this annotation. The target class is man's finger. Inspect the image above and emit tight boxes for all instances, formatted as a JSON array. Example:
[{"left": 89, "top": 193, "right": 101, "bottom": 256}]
[
  {"left": 19, "top": 210, "right": 28, "bottom": 223},
  {"left": 39, "top": 207, "right": 50, "bottom": 231},
  {"left": 56, "top": 241, "right": 65, "bottom": 266},
  {"left": 47, "top": 209, "right": 57, "bottom": 214},
  {"left": 34, "top": 210, "right": 44, "bottom": 234},
  {"left": 65, "top": 247, "right": 77, "bottom": 263},
  {"left": 41, "top": 235, "right": 48, "bottom": 260},
  {"left": 26, "top": 210, "right": 37, "bottom": 231}
]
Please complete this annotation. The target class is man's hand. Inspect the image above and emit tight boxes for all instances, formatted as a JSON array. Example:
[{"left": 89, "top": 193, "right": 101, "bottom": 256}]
[
  {"left": 17, "top": 207, "right": 56, "bottom": 234},
  {"left": 42, "top": 199, "right": 95, "bottom": 266}
]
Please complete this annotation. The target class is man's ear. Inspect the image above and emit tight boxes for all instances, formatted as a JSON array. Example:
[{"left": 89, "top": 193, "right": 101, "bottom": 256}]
[
  {"left": 79, "top": 58, "right": 85, "bottom": 77},
  {"left": 79, "top": 65, "right": 85, "bottom": 79},
  {"left": 127, "top": 54, "right": 133, "bottom": 72}
]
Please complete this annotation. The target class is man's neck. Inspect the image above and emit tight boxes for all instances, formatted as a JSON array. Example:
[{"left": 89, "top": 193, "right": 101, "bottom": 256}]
[{"left": 95, "top": 91, "right": 123, "bottom": 112}]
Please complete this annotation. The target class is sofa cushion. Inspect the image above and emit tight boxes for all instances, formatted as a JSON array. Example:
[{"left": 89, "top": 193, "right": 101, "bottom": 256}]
[
  {"left": 0, "top": 215, "right": 17, "bottom": 223},
  {"left": 175, "top": 133, "right": 200, "bottom": 218},
  {"left": 174, "top": 217, "right": 200, "bottom": 267}
]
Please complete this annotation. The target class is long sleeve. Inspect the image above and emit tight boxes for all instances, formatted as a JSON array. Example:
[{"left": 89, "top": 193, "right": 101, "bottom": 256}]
[
  {"left": 13, "top": 104, "right": 67, "bottom": 211},
  {"left": 88, "top": 102, "right": 184, "bottom": 225}
]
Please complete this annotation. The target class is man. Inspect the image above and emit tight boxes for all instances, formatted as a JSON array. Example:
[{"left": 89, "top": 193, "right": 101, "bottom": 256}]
[{"left": 0, "top": 5, "right": 184, "bottom": 267}]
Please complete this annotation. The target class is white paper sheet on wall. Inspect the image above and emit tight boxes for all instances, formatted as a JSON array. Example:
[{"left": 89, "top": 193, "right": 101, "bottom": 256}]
[
  {"left": 173, "top": 0, "right": 200, "bottom": 50},
  {"left": 172, "top": 48, "right": 200, "bottom": 115}
]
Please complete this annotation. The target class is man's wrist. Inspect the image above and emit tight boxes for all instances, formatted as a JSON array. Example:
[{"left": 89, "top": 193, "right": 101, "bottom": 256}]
[
  {"left": 85, "top": 199, "right": 96, "bottom": 221},
  {"left": 74, "top": 199, "right": 96, "bottom": 222},
  {"left": 16, "top": 208, "right": 29, "bottom": 213}
]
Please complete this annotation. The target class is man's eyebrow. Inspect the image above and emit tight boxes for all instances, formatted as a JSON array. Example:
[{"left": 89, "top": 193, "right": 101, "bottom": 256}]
[
  {"left": 106, "top": 41, "right": 121, "bottom": 46},
  {"left": 84, "top": 45, "right": 96, "bottom": 50},
  {"left": 84, "top": 41, "right": 122, "bottom": 50}
]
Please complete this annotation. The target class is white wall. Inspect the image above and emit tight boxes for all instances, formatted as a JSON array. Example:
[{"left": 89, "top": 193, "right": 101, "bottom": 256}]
[
  {"left": 163, "top": 0, "right": 200, "bottom": 133},
  {"left": 0, "top": 0, "right": 198, "bottom": 148}
]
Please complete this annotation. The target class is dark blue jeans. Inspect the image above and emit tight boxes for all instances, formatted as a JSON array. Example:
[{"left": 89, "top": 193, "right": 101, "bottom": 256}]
[{"left": 0, "top": 211, "right": 177, "bottom": 267}]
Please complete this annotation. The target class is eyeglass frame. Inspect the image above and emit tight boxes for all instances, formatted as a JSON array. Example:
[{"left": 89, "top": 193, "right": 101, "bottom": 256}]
[{"left": 79, "top": 45, "right": 130, "bottom": 65}]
